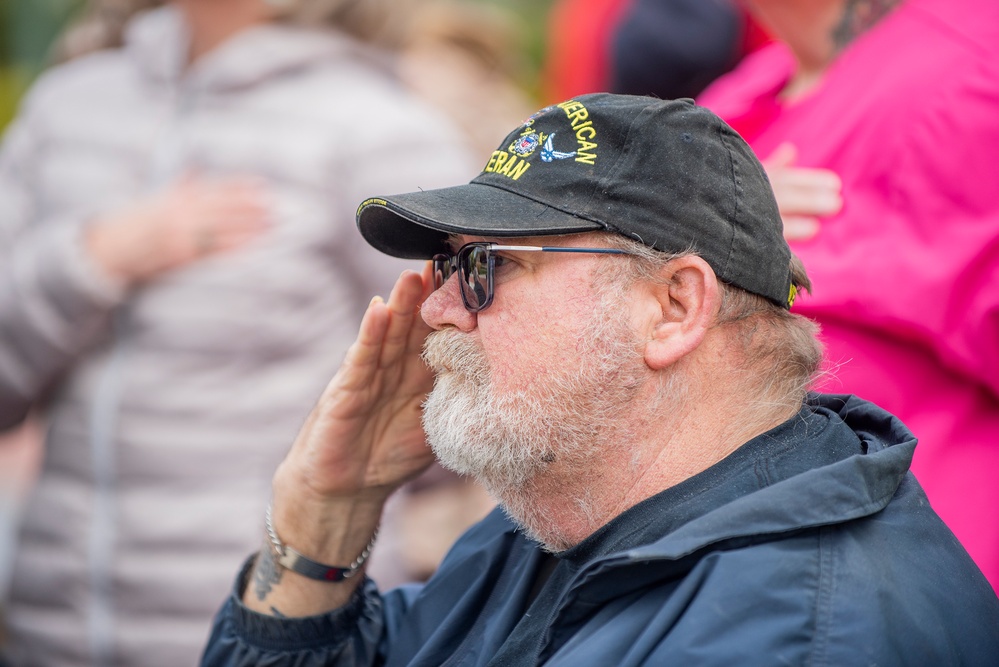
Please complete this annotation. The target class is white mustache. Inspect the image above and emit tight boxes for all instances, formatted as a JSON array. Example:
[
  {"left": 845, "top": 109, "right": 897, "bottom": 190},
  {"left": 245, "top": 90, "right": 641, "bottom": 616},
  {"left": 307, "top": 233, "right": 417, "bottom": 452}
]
[{"left": 422, "top": 329, "right": 489, "bottom": 378}]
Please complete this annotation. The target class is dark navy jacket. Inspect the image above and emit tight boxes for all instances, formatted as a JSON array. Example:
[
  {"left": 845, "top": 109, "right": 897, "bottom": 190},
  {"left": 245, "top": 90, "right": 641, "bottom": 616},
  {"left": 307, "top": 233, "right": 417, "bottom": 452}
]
[{"left": 203, "top": 395, "right": 999, "bottom": 666}]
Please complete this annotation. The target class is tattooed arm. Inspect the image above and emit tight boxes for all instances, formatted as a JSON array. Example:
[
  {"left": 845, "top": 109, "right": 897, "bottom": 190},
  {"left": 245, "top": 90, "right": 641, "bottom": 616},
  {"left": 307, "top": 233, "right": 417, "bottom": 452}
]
[{"left": 250, "top": 548, "right": 287, "bottom": 618}]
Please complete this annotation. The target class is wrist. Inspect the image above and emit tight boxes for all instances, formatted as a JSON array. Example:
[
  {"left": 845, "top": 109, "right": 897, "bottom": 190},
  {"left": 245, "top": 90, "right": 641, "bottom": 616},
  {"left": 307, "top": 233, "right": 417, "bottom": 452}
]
[
  {"left": 268, "top": 476, "right": 388, "bottom": 566},
  {"left": 85, "top": 216, "right": 147, "bottom": 286},
  {"left": 265, "top": 503, "right": 378, "bottom": 582}
]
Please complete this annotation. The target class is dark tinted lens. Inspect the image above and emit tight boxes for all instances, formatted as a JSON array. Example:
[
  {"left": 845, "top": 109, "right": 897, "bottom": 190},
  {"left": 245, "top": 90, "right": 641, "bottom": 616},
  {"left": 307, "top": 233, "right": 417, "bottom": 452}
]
[
  {"left": 431, "top": 254, "right": 453, "bottom": 290},
  {"left": 459, "top": 245, "right": 491, "bottom": 311}
]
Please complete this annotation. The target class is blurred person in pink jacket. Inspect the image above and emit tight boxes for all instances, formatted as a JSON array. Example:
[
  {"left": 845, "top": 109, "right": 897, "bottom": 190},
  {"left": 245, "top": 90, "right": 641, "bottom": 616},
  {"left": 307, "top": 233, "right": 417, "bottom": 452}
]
[
  {"left": 699, "top": 0, "right": 999, "bottom": 590},
  {"left": 0, "top": 0, "right": 472, "bottom": 664}
]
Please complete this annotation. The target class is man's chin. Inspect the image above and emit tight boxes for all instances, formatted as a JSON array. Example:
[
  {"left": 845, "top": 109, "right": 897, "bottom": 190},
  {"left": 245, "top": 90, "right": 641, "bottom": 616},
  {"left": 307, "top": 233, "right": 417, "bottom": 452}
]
[
  {"left": 427, "top": 433, "right": 540, "bottom": 492},
  {"left": 429, "top": 449, "right": 518, "bottom": 489}
]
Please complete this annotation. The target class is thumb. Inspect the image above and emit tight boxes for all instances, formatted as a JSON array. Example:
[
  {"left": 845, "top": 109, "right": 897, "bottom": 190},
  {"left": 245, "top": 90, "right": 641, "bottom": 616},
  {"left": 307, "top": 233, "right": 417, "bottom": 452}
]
[
  {"left": 782, "top": 215, "right": 821, "bottom": 241},
  {"left": 764, "top": 142, "right": 798, "bottom": 169}
]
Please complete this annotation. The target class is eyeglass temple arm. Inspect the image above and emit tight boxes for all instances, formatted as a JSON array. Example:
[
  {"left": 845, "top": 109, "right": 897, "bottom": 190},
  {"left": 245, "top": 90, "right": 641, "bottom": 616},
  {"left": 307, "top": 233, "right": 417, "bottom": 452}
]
[{"left": 487, "top": 245, "right": 632, "bottom": 255}]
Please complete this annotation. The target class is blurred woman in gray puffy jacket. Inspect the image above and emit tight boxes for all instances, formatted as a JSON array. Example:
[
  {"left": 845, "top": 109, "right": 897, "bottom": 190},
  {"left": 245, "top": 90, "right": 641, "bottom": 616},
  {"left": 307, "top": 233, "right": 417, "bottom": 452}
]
[{"left": 0, "top": 0, "right": 472, "bottom": 663}]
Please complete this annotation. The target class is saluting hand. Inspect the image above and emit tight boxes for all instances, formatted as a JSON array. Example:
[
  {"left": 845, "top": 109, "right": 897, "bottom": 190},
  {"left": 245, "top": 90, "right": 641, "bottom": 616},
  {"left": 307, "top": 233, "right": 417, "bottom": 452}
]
[
  {"left": 275, "top": 265, "right": 437, "bottom": 506},
  {"left": 245, "top": 267, "right": 437, "bottom": 617}
]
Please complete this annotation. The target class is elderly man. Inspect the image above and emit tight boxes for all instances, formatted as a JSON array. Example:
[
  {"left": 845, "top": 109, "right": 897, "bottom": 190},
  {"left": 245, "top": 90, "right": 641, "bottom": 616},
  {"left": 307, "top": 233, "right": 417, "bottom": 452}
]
[{"left": 203, "top": 95, "right": 999, "bottom": 666}]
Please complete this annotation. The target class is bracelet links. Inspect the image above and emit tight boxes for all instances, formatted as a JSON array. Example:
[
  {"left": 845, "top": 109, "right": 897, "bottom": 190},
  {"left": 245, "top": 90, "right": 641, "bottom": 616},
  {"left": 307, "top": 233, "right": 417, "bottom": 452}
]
[{"left": 265, "top": 502, "right": 378, "bottom": 582}]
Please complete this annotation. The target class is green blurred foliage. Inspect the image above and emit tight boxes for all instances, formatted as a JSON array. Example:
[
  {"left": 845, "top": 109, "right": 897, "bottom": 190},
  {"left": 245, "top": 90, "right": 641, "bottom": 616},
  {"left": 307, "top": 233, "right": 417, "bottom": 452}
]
[
  {"left": 472, "top": 0, "right": 555, "bottom": 102},
  {"left": 1, "top": 0, "right": 86, "bottom": 128},
  {"left": 0, "top": 0, "right": 555, "bottom": 130}
]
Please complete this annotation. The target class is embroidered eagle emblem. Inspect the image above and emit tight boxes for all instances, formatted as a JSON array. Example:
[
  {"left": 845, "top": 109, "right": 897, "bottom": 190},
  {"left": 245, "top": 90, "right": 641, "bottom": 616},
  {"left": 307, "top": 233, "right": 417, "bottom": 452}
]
[{"left": 540, "top": 133, "right": 577, "bottom": 162}]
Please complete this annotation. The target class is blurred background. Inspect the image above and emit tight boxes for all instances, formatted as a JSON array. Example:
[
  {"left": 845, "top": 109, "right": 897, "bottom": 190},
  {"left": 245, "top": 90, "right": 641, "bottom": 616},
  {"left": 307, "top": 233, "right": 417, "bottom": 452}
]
[
  {"left": 0, "top": 0, "right": 555, "bottom": 130},
  {"left": 0, "top": 0, "right": 560, "bottom": 641},
  {"left": 1, "top": 0, "right": 82, "bottom": 128},
  {"left": 2, "top": 0, "right": 997, "bottom": 663},
  {"left": 0, "top": 0, "right": 83, "bottom": 630},
  {"left": 0, "top": 0, "right": 562, "bottom": 583},
  {"left": 0, "top": 0, "right": 557, "bottom": 659}
]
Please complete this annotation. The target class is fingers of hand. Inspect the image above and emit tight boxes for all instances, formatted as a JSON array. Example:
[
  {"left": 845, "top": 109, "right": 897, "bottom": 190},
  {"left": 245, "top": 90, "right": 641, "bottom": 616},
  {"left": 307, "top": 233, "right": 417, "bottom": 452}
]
[
  {"left": 764, "top": 142, "right": 798, "bottom": 169},
  {"left": 782, "top": 215, "right": 822, "bottom": 241},
  {"left": 183, "top": 182, "right": 272, "bottom": 255},
  {"left": 420, "top": 261, "right": 436, "bottom": 302},
  {"left": 339, "top": 296, "right": 392, "bottom": 389},
  {"left": 777, "top": 186, "right": 842, "bottom": 216},
  {"left": 205, "top": 226, "right": 268, "bottom": 253},
  {"left": 380, "top": 271, "right": 431, "bottom": 369},
  {"left": 333, "top": 272, "right": 432, "bottom": 402},
  {"left": 777, "top": 167, "right": 842, "bottom": 193},
  {"left": 202, "top": 183, "right": 271, "bottom": 225},
  {"left": 763, "top": 144, "right": 843, "bottom": 218},
  {"left": 772, "top": 169, "right": 843, "bottom": 217},
  {"left": 409, "top": 262, "right": 437, "bottom": 357},
  {"left": 409, "top": 262, "right": 434, "bottom": 366}
]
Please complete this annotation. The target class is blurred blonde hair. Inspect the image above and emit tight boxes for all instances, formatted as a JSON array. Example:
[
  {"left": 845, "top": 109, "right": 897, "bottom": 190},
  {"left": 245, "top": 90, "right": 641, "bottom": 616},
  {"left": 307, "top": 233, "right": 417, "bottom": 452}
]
[
  {"left": 57, "top": 0, "right": 416, "bottom": 61},
  {"left": 403, "top": 1, "right": 527, "bottom": 82},
  {"left": 396, "top": 0, "right": 534, "bottom": 159},
  {"left": 57, "top": 0, "right": 162, "bottom": 59}
]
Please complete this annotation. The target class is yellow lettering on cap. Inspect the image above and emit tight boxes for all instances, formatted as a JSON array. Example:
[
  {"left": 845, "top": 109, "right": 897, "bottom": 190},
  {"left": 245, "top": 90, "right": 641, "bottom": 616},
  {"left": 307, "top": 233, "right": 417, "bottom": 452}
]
[
  {"left": 483, "top": 150, "right": 531, "bottom": 181},
  {"left": 567, "top": 109, "right": 589, "bottom": 127},
  {"left": 555, "top": 101, "right": 599, "bottom": 164},
  {"left": 575, "top": 143, "right": 598, "bottom": 165},
  {"left": 509, "top": 160, "right": 531, "bottom": 180},
  {"left": 484, "top": 151, "right": 502, "bottom": 173},
  {"left": 496, "top": 152, "right": 514, "bottom": 176},
  {"left": 493, "top": 151, "right": 517, "bottom": 174}
]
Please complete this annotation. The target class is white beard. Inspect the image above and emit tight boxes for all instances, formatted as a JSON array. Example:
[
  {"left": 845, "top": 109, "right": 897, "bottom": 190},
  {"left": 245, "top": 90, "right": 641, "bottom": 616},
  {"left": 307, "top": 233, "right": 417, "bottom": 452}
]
[{"left": 420, "top": 290, "right": 645, "bottom": 548}]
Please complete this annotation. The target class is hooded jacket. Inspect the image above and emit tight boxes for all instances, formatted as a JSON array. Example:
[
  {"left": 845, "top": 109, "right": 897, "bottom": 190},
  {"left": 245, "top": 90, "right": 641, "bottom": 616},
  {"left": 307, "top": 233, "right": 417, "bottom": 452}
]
[
  {"left": 204, "top": 395, "right": 999, "bottom": 666},
  {"left": 0, "top": 7, "right": 471, "bottom": 666}
]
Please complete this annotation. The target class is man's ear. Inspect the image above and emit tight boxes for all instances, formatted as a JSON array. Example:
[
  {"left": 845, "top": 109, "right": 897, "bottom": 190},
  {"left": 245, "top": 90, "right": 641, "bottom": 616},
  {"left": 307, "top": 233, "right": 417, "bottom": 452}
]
[{"left": 642, "top": 256, "right": 720, "bottom": 370}]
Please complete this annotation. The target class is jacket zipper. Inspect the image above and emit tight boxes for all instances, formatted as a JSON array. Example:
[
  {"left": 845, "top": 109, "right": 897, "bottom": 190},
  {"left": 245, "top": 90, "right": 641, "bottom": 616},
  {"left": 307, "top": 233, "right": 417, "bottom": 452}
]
[{"left": 85, "top": 77, "right": 194, "bottom": 667}]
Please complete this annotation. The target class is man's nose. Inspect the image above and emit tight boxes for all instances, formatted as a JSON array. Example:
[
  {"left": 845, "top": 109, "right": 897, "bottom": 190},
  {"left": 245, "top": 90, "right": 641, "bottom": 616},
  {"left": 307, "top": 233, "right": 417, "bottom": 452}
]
[{"left": 421, "top": 273, "right": 477, "bottom": 332}]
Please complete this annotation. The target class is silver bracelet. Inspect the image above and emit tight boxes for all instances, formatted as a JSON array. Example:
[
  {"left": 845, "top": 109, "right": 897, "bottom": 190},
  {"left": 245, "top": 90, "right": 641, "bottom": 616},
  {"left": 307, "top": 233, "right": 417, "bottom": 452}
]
[{"left": 265, "top": 503, "right": 378, "bottom": 582}]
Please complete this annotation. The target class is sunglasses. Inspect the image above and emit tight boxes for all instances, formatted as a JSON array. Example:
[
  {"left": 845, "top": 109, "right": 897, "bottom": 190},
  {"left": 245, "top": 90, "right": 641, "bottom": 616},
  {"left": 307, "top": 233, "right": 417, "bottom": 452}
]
[{"left": 432, "top": 242, "right": 634, "bottom": 313}]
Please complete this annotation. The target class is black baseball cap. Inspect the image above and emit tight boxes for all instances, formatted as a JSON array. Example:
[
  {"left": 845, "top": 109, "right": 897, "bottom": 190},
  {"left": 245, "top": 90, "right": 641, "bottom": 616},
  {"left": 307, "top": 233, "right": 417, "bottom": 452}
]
[{"left": 356, "top": 93, "right": 796, "bottom": 308}]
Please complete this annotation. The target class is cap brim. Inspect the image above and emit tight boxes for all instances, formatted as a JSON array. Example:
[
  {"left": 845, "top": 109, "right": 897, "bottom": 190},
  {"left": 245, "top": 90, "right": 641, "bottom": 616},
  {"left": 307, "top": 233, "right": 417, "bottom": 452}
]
[{"left": 356, "top": 182, "right": 605, "bottom": 259}]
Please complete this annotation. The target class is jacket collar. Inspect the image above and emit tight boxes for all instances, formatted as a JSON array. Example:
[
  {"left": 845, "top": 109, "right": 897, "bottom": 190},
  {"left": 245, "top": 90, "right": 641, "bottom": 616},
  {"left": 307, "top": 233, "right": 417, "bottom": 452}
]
[
  {"left": 123, "top": 5, "right": 386, "bottom": 92},
  {"left": 630, "top": 395, "right": 915, "bottom": 561},
  {"left": 556, "top": 395, "right": 918, "bottom": 616}
]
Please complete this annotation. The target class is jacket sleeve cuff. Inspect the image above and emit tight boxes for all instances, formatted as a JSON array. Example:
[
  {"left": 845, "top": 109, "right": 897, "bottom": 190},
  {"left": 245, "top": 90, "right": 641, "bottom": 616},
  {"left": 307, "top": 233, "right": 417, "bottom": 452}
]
[
  {"left": 203, "top": 554, "right": 387, "bottom": 663},
  {"left": 55, "top": 222, "right": 129, "bottom": 308},
  {"left": 12, "top": 220, "right": 128, "bottom": 318}
]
